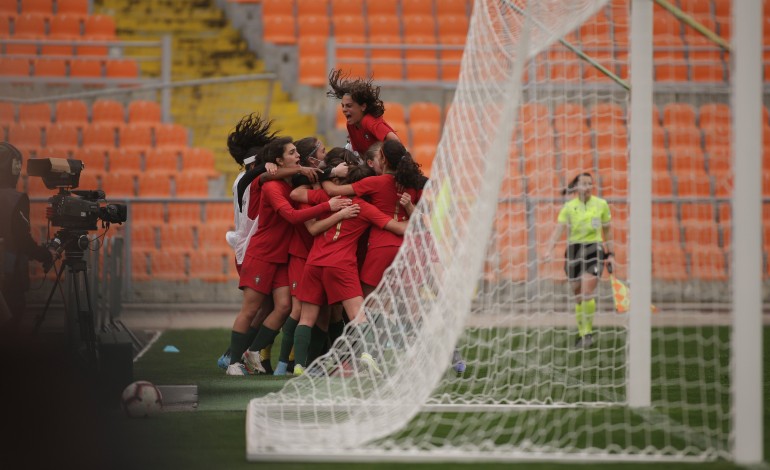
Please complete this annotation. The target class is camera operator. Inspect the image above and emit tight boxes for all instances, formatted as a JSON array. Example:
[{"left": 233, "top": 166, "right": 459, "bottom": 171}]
[{"left": 0, "top": 142, "right": 55, "bottom": 338}]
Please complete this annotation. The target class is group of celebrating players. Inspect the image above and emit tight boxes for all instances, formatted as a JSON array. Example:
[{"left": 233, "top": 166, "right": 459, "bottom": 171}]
[{"left": 219, "top": 69, "right": 449, "bottom": 377}]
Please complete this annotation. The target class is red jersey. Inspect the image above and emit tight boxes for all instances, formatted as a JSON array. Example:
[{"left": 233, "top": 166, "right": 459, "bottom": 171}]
[
  {"left": 245, "top": 180, "right": 331, "bottom": 263},
  {"left": 247, "top": 177, "right": 263, "bottom": 220},
  {"left": 306, "top": 197, "right": 392, "bottom": 269},
  {"left": 351, "top": 174, "right": 420, "bottom": 249},
  {"left": 347, "top": 114, "right": 395, "bottom": 154},
  {"left": 288, "top": 189, "right": 334, "bottom": 258}
]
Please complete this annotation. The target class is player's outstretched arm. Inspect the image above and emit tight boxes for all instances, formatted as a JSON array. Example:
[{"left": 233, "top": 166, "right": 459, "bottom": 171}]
[{"left": 305, "top": 204, "right": 361, "bottom": 236}]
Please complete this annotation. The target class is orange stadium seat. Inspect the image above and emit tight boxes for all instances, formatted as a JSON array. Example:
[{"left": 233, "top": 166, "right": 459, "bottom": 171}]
[
  {"left": 8, "top": 123, "right": 42, "bottom": 148},
  {"left": 684, "top": 223, "right": 720, "bottom": 248},
  {"left": 204, "top": 202, "right": 233, "bottom": 225},
  {"left": 654, "top": 35, "right": 688, "bottom": 82},
  {"left": 365, "top": 0, "right": 397, "bottom": 16},
  {"left": 55, "top": 100, "right": 88, "bottom": 125},
  {"left": 72, "top": 147, "right": 107, "bottom": 173},
  {"left": 368, "top": 14, "right": 400, "bottom": 36},
  {"left": 0, "top": 57, "right": 30, "bottom": 77},
  {"left": 589, "top": 102, "right": 625, "bottom": 128},
  {"left": 105, "top": 59, "right": 139, "bottom": 81},
  {"left": 155, "top": 123, "right": 188, "bottom": 149},
  {"left": 176, "top": 173, "right": 208, "bottom": 197},
  {"left": 410, "top": 121, "right": 440, "bottom": 148},
  {"left": 652, "top": 219, "right": 681, "bottom": 244},
  {"left": 167, "top": 203, "right": 202, "bottom": 224},
  {"left": 57, "top": 0, "right": 88, "bottom": 15},
  {"left": 296, "top": 15, "right": 329, "bottom": 38},
  {"left": 579, "top": 9, "right": 610, "bottom": 37},
  {"left": 70, "top": 58, "right": 104, "bottom": 80},
  {"left": 0, "top": 101, "right": 15, "bottom": 122},
  {"left": 298, "top": 55, "right": 327, "bottom": 86},
  {"left": 262, "top": 0, "right": 294, "bottom": 16},
  {"left": 18, "top": 102, "right": 51, "bottom": 125},
  {"left": 14, "top": 12, "right": 46, "bottom": 35},
  {"left": 198, "top": 226, "right": 230, "bottom": 251},
  {"left": 41, "top": 32, "right": 77, "bottom": 55},
  {"left": 653, "top": 201, "right": 677, "bottom": 222},
  {"left": 652, "top": 172, "right": 674, "bottom": 197},
  {"left": 679, "top": 0, "right": 712, "bottom": 16},
  {"left": 262, "top": 15, "right": 296, "bottom": 44},
  {"left": 403, "top": 15, "right": 436, "bottom": 40},
  {"left": 0, "top": 0, "right": 16, "bottom": 15},
  {"left": 131, "top": 250, "right": 152, "bottom": 280},
  {"left": 370, "top": 61, "right": 403, "bottom": 81},
  {"left": 596, "top": 148, "right": 628, "bottom": 173},
  {"left": 84, "top": 14, "right": 116, "bottom": 37},
  {"left": 676, "top": 173, "right": 712, "bottom": 197},
  {"left": 547, "top": 48, "right": 581, "bottom": 82},
  {"left": 528, "top": 173, "right": 562, "bottom": 198},
  {"left": 5, "top": 31, "right": 40, "bottom": 55},
  {"left": 369, "top": 33, "right": 402, "bottom": 61},
  {"left": 593, "top": 123, "right": 627, "bottom": 151},
  {"left": 32, "top": 58, "right": 67, "bottom": 79},
  {"left": 436, "top": 0, "right": 469, "bottom": 16},
  {"left": 438, "top": 34, "right": 464, "bottom": 81},
  {"left": 707, "top": 147, "right": 731, "bottom": 177},
  {"left": 20, "top": 0, "right": 51, "bottom": 14},
  {"left": 561, "top": 145, "right": 594, "bottom": 175},
  {"left": 652, "top": 245, "right": 688, "bottom": 280},
  {"left": 45, "top": 123, "right": 79, "bottom": 148},
  {"left": 159, "top": 225, "right": 195, "bottom": 250},
  {"left": 296, "top": 0, "right": 327, "bottom": 17},
  {"left": 331, "top": 0, "right": 363, "bottom": 17},
  {"left": 408, "top": 102, "right": 441, "bottom": 125},
  {"left": 119, "top": 123, "right": 153, "bottom": 150},
  {"left": 332, "top": 15, "right": 365, "bottom": 37},
  {"left": 0, "top": 16, "right": 10, "bottom": 35},
  {"left": 109, "top": 148, "right": 142, "bottom": 173},
  {"left": 150, "top": 251, "right": 188, "bottom": 281},
  {"left": 662, "top": 103, "right": 696, "bottom": 128},
  {"left": 189, "top": 250, "right": 229, "bottom": 283},
  {"left": 670, "top": 146, "right": 706, "bottom": 175},
  {"left": 412, "top": 144, "right": 436, "bottom": 173},
  {"left": 404, "top": 35, "right": 438, "bottom": 81},
  {"left": 75, "top": 35, "right": 110, "bottom": 56},
  {"left": 704, "top": 126, "right": 730, "bottom": 153},
  {"left": 699, "top": 103, "right": 730, "bottom": 130},
  {"left": 402, "top": 0, "right": 434, "bottom": 16},
  {"left": 688, "top": 246, "right": 727, "bottom": 280},
  {"left": 437, "top": 14, "right": 468, "bottom": 38},
  {"left": 127, "top": 100, "right": 161, "bottom": 124},
  {"left": 137, "top": 174, "right": 171, "bottom": 197},
  {"left": 181, "top": 147, "right": 216, "bottom": 175},
  {"left": 91, "top": 99, "right": 125, "bottom": 124},
  {"left": 49, "top": 14, "right": 82, "bottom": 35},
  {"left": 82, "top": 123, "right": 116, "bottom": 149},
  {"left": 681, "top": 201, "right": 714, "bottom": 224},
  {"left": 144, "top": 148, "right": 179, "bottom": 175},
  {"left": 101, "top": 172, "right": 135, "bottom": 197},
  {"left": 666, "top": 126, "right": 702, "bottom": 150},
  {"left": 298, "top": 35, "right": 326, "bottom": 59},
  {"left": 131, "top": 203, "right": 165, "bottom": 226},
  {"left": 717, "top": 201, "right": 731, "bottom": 225}
]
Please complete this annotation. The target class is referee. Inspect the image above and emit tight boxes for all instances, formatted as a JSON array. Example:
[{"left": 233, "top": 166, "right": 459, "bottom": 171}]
[{"left": 544, "top": 172, "right": 614, "bottom": 348}]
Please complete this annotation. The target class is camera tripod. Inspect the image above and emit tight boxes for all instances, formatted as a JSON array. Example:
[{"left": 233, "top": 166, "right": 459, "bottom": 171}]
[{"left": 33, "top": 232, "right": 98, "bottom": 369}]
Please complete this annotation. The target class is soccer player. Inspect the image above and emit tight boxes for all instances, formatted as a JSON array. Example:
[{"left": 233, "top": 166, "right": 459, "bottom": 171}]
[
  {"left": 544, "top": 172, "right": 615, "bottom": 348},
  {"left": 290, "top": 164, "right": 409, "bottom": 376},
  {"left": 322, "top": 140, "right": 426, "bottom": 297},
  {"left": 327, "top": 69, "right": 401, "bottom": 155},
  {"left": 226, "top": 137, "right": 352, "bottom": 376}
]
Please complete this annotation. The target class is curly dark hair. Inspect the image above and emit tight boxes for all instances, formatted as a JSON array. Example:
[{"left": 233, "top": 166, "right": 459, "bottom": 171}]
[
  {"left": 326, "top": 69, "right": 385, "bottom": 118},
  {"left": 562, "top": 172, "right": 593, "bottom": 196},
  {"left": 226, "top": 113, "right": 278, "bottom": 166},
  {"left": 381, "top": 140, "right": 426, "bottom": 190},
  {"left": 261, "top": 136, "right": 294, "bottom": 165}
]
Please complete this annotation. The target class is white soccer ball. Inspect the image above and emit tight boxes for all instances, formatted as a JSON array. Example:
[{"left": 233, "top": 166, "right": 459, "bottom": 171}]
[{"left": 121, "top": 380, "right": 163, "bottom": 418}]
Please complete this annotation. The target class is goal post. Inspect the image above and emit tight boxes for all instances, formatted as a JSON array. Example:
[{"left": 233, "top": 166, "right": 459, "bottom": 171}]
[{"left": 245, "top": 0, "right": 762, "bottom": 463}]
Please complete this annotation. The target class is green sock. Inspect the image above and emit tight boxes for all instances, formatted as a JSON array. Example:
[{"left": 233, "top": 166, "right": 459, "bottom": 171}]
[
  {"left": 575, "top": 302, "right": 586, "bottom": 337},
  {"left": 308, "top": 326, "right": 328, "bottom": 364},
  {"left": 583, "top": 298, "right": 596, "bottom": 335},
  {"left": 293, "top": 325, "right": 312, "bottom": 367},
  {"left": 246, "top": 326, "right": 259, "bottom": 344},
  {"left": 329, "top": 320, "right": 344, "bottom": 345},
  {"left": 279, "top": 317, "right": 299, "bottom": 363},
  {"left": 229, "top": 331, "right": 251, "bottom": 365},
  {"left": 248, "top": 326, "right": 279, "bottom": 352}
]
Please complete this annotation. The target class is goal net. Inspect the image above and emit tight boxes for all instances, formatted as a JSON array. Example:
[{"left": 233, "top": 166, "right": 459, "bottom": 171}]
[{"left": 247, "top": 0, "right": 736, "bottom": 462}]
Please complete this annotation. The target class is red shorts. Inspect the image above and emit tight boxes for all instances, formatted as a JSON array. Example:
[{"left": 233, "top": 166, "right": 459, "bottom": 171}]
[
  {"left": 360, "top": 245, "right": 400, "bottom": 287},
  {"left": 288, "top": 255, "right": 307, "bottom": 296},
  {"left": 298, "top": 264, "right": 362, "bottom": 306},
  {"left": 239, "top": 257, "right": 289, "bottom": 295},
  {"left": 235, "top": 259, "right": 241, "bottom": 276}
]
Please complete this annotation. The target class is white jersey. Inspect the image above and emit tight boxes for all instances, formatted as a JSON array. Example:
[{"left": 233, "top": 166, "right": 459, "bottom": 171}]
[{"left": 225, "top": 170, "right": 258, "bottom": 265}]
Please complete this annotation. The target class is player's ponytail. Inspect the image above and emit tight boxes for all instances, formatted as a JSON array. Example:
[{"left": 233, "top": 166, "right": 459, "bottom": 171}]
[
  {"left": 227, "top": 113, "right": 278, "bottom": 166},
  {"left": 562, "top": 172, "right": 592, "bottom": 196},
  {"left": 382, "top": 140, "right": 425, "bottom": 189}
]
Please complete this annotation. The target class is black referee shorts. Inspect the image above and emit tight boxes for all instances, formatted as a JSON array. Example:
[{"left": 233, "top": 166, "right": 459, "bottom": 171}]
[{"left": 564, "top": 243, "right": 603, "bottom": 281}]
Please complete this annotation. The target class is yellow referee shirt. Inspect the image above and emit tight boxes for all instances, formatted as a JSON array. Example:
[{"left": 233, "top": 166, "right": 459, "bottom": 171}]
[{"left": 557, "top": 196, "right": 611, "bottom": 244}]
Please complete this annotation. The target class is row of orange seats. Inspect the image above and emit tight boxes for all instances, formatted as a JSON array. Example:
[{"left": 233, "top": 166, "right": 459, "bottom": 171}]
[
  {"left": 4, "top": 122, "right": 190, "bottom": 153},
  {"left": 1, "top": 0, "right": 89, "bottom": 16},
  {"left": 132, "top": 225, "right": 232, "bottom": 252},
  {"left": 1, "top": 99, "right": 164, "bottom": 124},
  {"left": 0, "top": 12, "right": 114, "bottom": 36},
  {"left": 0, "top": 56, "right": 138, "bottom": 79},
  {"left": 28, "top": 200, "right": 233, "bottom": 225},
  {"left": 131, "top": 250, "right": 239, "bottom": 283},
  {"left": 24, "top": 171, "right": 213, "bottom": 198}
]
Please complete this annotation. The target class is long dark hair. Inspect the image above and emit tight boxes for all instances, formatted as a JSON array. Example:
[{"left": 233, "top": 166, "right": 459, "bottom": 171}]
[
  {"left": 381, "top": 140, "right": 425, "bottom": 190},
  {"left": 227, "top": 113, "right": 278, "bottom": 166},
  {"left": 294, "top": 137, "right": 320, "bottom": 166},
  {"left": 326, "top": 69, "right": 385, "bottom": 118},
  {"left": 562, "top": 172, "right": 593, "bottom": 196},
  {"left": 345, "top": 163, "right": 376, "bottom": 184},
  {"left": 325, "top": 147, "right": 359, "bottom": 169},
  {"left": 262, "top": 137, "right": 293, "bottom": 165}
]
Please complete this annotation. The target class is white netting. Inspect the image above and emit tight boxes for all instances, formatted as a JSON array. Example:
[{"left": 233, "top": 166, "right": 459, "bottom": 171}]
[{"left": 247, "top": 0, "right": 733, "bottom": 462}]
